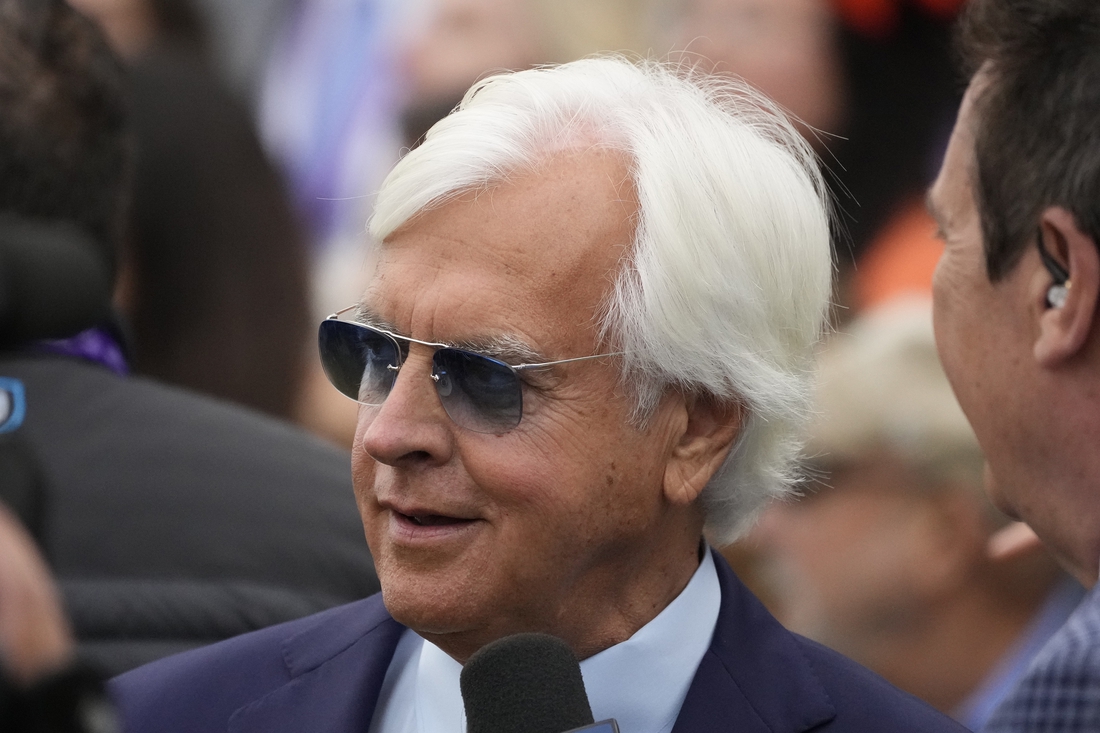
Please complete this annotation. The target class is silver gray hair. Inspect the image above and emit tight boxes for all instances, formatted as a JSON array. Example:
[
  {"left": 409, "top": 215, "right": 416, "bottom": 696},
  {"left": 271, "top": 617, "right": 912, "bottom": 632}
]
[{"left": 369, "top": 56, "right": 833, "bottom": 545}]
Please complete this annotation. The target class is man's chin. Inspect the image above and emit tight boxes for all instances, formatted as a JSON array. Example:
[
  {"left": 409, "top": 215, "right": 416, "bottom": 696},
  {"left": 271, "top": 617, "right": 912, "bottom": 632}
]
[
  {"left": 381, "top": 581, "right": 477, "bottom": 636},
  {"left": 383, "top": 596, "right": 498, "bottom": 662}
]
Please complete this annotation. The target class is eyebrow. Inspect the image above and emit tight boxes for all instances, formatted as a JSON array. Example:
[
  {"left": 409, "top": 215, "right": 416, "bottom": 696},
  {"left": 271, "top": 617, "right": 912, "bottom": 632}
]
[{"left": 353, "top": 304, "right": 546, "bottom": 366}]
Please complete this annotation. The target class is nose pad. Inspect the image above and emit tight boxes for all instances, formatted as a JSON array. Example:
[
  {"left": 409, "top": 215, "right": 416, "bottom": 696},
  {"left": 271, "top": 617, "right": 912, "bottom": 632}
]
[
  {"left": 378, "top": 348, "right": 446, "bottom": 415},
  {"left": 357, "top": 347, "right": 455, "bottom": 466}
]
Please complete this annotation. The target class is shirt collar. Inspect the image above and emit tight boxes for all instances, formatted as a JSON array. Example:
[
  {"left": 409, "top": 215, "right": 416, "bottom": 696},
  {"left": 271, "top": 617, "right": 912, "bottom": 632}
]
[{"left": 411, "top": 548, "right": 721, "bottom": 733}]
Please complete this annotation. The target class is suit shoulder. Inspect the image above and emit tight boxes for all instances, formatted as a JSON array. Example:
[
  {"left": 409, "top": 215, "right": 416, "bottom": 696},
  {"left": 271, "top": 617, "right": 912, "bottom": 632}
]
[
  {"left": 6, "top": 355, "right": 348, "bottom": 469},
  {"left": 104, "top": 368, "right": 350, "bottom": 469},
  {"left": 110, "top": 597, "right": 390, "bottom": 733},
  {"left": 794, "top": 636, "right": 968, "bottom": 731}
]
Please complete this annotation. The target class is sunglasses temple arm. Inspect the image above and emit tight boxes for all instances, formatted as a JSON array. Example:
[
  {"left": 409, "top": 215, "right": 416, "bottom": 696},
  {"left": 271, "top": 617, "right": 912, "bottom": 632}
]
[
  {"left": 517, "top": 352, "right": 626, "bottom": 370},
  {"left": 328, "top": 304, "right": 361, "bottom": 320}
]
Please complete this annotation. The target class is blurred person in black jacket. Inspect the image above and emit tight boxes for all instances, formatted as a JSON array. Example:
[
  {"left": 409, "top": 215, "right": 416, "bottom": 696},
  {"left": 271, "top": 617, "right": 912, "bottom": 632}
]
[
  {"left": 0, "top": 427, "right": 117, "bottom": 732},
  {"left": 0, "top": 0, "right": 378, "bottom": 676}
]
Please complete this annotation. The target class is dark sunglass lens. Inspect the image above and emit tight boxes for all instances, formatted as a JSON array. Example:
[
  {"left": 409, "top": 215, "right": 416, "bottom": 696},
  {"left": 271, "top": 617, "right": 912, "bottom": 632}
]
[
  {"left": 433, "top": 349, "right": 522, "bottom": 433},
  {"left": 318, "top": 320, "right": 399, "bottom": 404}
]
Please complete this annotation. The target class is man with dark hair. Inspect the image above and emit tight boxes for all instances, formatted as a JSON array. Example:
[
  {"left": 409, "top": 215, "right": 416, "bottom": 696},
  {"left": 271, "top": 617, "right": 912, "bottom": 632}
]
[
  {"left": 0, "top": 0, "right": 129, "bottom": 270},
  {"left": 927, "top": 0, "right": 1100, "bottom": 729},
  {"left": 0, "top": 0, "right": 378, "bottom": 676}
]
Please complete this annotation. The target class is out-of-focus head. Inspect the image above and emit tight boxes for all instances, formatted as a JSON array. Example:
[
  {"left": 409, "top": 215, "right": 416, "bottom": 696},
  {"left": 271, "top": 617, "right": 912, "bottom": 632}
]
[
  {"left": 0, "top": 0, "right": 128, "bottom": 276},
  {"left": 929, "top": 0, "right": 1100, "bottom": 582},
  {"left": 64, "top": 0, "right": 153, "bottom": 58},
  {"left": 349, "top": 57, "right": 832, "bottom": 660},
  {"left": 399, "top": 0, "right": 545, "bottom": 146},
  {"left": 756, "top": 298, "right": 987, "bottom": 651},
  {"left": 403, "top": 0, "right": 544, "bottom": 104},
  {"left": 64, "top": 0, "right": 204, "bottom": 59},
  {"left": 806, "top": 298, "right": 981, "bottom": 483},
  {"left": 755, "top": 297, "right": 1064, "bottom": 713},
  {"left": 661, "top": 0, "right": 846, "bottom": 143}
]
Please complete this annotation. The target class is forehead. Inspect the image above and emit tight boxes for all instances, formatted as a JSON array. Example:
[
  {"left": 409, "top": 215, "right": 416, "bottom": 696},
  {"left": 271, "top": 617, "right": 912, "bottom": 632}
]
[
  {"left": 365, "top": 151, "right": 636, "bottom": 346},
  {"left": 928, "top": 75, "right": 986, "bottom": 228}
]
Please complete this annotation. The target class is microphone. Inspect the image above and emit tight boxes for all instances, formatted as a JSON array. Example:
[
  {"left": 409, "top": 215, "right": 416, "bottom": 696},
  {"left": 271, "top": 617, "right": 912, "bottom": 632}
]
[
  {"left": 0, "top": 215, "right": 112, "bottom": 347},
  {"left": 460, "top": 633, "right": 619, "bottom": 733}
]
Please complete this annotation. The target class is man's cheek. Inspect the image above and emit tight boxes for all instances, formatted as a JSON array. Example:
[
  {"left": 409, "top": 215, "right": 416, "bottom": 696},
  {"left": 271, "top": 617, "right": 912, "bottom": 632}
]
[{"left": 982, "top": 462, "right": 1018, "bottom": 519}]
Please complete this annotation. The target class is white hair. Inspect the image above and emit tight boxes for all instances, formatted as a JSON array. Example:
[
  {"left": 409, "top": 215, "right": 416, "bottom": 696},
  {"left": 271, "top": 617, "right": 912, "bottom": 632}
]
[{"left": 370, "top": 56, "right": 833, "bottom": 545}]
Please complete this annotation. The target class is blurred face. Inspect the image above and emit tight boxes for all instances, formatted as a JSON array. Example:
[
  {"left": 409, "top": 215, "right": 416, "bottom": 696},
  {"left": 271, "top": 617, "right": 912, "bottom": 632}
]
[
  {"left": 67, "top": 0, "right": 156, "bottom": 58},
  {"left": 754, "top": 460, "right": 940, "bottom": 659},
  {"left": 352, "top": 152, "right": 699, "bottom": 661},
  {"left": 668, "top": 0, "right": 845, "bottom": 139},
  {"left": 402, "top": 0, "right": 543, "bottom": 103}
]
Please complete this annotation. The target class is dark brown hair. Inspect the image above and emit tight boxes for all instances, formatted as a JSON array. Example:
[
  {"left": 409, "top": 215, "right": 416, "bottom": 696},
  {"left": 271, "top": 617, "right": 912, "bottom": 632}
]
[
  {"left": 956, "top": 0, "right": 1100, "bottom": 281},
  {"left": 0, "top": 0, "right": 130, "bottom": 276}
]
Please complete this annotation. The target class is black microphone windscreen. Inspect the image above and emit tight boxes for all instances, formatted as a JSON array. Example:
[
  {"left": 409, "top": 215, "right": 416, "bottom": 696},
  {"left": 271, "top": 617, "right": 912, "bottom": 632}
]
[{"left": 461, "top": 633, "right": 595, "bottom": 733}]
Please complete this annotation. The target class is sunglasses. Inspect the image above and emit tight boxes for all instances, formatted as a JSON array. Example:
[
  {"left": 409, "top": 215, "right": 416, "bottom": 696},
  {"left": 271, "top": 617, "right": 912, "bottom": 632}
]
[{"left": 318, "top": 307, "right": 622, "bottom": 434}]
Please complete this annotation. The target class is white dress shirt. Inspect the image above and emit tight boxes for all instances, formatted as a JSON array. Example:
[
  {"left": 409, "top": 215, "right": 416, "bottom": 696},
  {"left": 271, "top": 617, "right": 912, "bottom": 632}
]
[{"left": 369, "top": 549, "right": 721, "bottom": 733}]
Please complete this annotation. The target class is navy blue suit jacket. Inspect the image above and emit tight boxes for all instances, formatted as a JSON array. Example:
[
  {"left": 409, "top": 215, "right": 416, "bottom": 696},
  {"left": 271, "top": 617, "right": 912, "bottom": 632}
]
[{"left": 112, "top": 550, "right": 965, "bottom": 732}]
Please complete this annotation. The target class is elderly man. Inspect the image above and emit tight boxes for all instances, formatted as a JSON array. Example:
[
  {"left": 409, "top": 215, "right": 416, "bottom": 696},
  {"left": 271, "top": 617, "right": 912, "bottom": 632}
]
[
  {"left": 114, "top": 58, "right": 963, "bottom": 732},
  {"left": 926, "top": 0, "right": 1100, "bottom": 730}
]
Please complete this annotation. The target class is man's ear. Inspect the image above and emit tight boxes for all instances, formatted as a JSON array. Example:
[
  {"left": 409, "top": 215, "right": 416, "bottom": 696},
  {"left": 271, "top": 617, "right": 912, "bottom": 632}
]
[
  {"left": 1034, "top": 207, "right": 1100, "bottom": 367},
  {"left": 986, "top": 521, "right": 1044, "bottom": 562},
  {"left": 663, "top": 394, "right": 742, "bottom": 506}
]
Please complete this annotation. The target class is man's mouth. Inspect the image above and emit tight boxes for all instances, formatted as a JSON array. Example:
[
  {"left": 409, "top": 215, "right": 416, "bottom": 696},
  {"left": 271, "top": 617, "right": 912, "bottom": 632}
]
[{"left": 400, "top": 512, "right": 469, "bottom": 527}]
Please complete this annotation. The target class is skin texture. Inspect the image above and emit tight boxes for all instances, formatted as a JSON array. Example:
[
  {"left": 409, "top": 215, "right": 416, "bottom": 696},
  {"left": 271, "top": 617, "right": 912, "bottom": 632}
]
[
  {"left": 929, "top": 70, "right": 1100, "bottom": 585},
  {"left": 351, "top": 150, "right": 740, "bottom": 663}
]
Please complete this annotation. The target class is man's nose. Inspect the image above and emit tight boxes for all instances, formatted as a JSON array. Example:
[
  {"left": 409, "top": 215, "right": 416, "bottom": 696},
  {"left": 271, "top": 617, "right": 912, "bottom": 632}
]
[{"left": 355, "top": 348, "right": 455, "bottom": 467}]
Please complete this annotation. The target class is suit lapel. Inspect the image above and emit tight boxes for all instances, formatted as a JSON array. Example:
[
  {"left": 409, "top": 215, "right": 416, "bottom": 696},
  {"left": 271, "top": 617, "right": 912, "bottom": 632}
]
[
  {"left": 225, "top": 552, "right": 834, "bottom": 733},
  {"left": 671, "top": 550, "right": 836, "bottom": 733},
  {"left": 229, "top": 597, "right": 406, "bottom": 733}
]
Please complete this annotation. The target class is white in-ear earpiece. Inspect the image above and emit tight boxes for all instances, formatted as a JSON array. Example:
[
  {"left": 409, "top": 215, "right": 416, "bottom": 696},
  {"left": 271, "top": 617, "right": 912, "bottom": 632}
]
[{"left": 1047, "top": 281, "right": 1071, "bottom": 309}]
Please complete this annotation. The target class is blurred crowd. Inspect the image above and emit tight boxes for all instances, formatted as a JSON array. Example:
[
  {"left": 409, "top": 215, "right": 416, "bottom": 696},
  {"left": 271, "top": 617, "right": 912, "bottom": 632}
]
[
  {"left": 1, "top": 0, "right": 1077, "bottom": 729},
  {"left": 63, "top": 0, "right": 970, "bottom": 443}
]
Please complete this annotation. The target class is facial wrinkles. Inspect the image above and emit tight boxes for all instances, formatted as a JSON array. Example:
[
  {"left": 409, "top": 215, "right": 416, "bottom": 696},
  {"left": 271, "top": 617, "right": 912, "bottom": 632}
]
[
  {"left": 377, "top": 256, "right": 558, "bottom": 362},
  {"left": 360, "top": 295, "right": 616, "bottom": 500},
  {"left": 352, "top": 150, "right": 703, "bottom": 651},
  {"left": 471, "top": 385, "right": 651, "bottom": 532}
]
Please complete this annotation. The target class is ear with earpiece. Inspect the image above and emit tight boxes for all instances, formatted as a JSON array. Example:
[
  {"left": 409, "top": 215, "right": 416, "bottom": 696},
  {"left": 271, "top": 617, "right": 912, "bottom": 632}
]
[
  {"left": 1038, "top": 220, "right": 1071, "bottom": 308},
  {"left": 1033, "top": 207, "right": 1100, "bottom": 366}
]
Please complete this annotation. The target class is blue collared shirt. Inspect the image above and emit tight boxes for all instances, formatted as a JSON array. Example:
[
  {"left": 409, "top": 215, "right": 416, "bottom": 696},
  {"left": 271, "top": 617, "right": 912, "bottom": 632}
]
[{"left": 369, "top": 549, "right": 722, "bottom": 733}]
